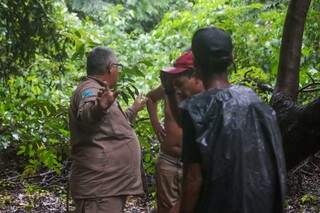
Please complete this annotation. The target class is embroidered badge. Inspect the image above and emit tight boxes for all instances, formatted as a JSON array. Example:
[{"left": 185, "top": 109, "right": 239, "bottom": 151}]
[{"left": 82, "top": 89, "right": 94, "bottom": 98}]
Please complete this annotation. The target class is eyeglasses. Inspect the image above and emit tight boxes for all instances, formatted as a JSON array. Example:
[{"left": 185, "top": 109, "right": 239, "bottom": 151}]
[{"left": 110, "top": 63, "right": 124, "bottom": 72}]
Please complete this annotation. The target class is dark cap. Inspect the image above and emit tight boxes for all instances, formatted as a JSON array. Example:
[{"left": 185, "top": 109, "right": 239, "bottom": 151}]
[
  {"left": 162, "top": 51, "right": 195, "bottom": 74},
  {"left": 192, "top": 26, "right": 233, "bottom": 63}
]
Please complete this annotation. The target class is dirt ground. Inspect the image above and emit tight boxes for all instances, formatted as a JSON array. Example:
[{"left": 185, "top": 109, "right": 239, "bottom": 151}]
[{"left": 0, "top": 152, "right": 319, "bottom": 213}]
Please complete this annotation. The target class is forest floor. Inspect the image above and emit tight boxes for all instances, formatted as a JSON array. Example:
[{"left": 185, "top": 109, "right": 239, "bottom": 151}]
[{"left": 0, "top": 151, "right": 319, "bottom": 213}]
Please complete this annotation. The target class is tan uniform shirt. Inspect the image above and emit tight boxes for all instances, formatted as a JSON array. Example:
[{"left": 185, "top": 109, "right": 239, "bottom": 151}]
[{"left": 69, "top": 76, "right": 144, "bottom": 199}]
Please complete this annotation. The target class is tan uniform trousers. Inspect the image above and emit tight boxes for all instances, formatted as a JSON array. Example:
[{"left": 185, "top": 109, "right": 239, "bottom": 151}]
[
  {"left": 74, "top": 196, "right": 126, "bottom": 213},
  {"left": 156, "top": 152, "right": 183, "bottom": 213}
]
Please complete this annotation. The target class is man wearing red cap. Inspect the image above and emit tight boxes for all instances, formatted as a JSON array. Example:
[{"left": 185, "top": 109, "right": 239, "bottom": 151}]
[{"left": 146, "top": 51, "right": 203, "bottom": 213}]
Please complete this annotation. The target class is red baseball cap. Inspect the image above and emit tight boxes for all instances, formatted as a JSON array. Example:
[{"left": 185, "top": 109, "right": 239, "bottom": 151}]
[{"left": 162, "top": 51, "right": 195, "bottom": 74}]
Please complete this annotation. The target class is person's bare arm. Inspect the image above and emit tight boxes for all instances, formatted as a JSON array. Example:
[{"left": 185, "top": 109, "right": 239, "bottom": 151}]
[
  {"left": 166, "top": 92, "right": 182, "bottom": 127},
  {"left": 146, "top": 86, "right": 166, "bottom": 142},
  {"left": 160, "top": 72, "right": 182, "bottom": 126},
  {"left": 180, "top": 110, "right": 203, "bottom": 213},
  {"left": 125, "top": 94, "right": 147, "bottom": 123},
  {"left": 180, "top": 163, "right": 203, "bottom": 213}
]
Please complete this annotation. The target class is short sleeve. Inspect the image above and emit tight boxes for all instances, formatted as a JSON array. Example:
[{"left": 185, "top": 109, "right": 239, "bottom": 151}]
[
  {"left": 76, "top": 87, "right": 104, "bottom": 123},
  {"left": 78, "top": 88, "right": 98, "bottom": 107},
  {"left": 181, "top": 110, "right": 201, "bottom": 164}
]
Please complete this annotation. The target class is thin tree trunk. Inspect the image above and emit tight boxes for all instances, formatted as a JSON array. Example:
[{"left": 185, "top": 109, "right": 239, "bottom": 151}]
[
  {"left": 271, "top": 0, "right": 320, "bottom": 169},
  {"left": 274, "top": 0, "right": 311, "bottom": 100}
]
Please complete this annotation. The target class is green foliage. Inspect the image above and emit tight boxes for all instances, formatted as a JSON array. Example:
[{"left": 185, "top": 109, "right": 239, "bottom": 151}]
[
  {"left": 0, "top": 0, "right": 319, "bottom": 178},
  {"left": 300, "top": 194, "right": 319, "bottom": 206},
  {"left": 71, "top": 0, "right": 192, "bottom": 32},
  {"left": 0, "top": 0, "right": 68, "bottom": 79},
  {"left": 0, "top": 0, "right": 83, "bottom": 174}
]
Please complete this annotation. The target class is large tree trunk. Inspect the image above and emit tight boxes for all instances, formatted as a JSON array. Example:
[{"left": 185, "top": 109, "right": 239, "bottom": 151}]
[{"left": 271, "top": 0, "right": 320, "bottom": 169}]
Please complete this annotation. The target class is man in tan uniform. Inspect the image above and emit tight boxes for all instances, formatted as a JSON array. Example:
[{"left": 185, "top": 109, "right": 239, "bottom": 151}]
[
  {"left": 146, "top": 51, "right": 203, "bottom": 213},
  {"left": 69, "top": 46, "right": 146, "bottom": 213}
]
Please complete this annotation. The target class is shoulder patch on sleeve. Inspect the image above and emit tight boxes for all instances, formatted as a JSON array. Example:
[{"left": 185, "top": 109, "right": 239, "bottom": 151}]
[{"left": 81, "top": 89, "right": 95, "bottom": 98}]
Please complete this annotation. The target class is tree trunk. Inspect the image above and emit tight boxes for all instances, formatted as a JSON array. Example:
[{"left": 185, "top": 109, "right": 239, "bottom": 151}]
[{"left": 271, "top": 0, "right": 320, "bottom": 169}]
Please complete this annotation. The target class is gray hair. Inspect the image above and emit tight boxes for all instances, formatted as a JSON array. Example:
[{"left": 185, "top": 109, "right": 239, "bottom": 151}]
[{"left": 86, "top": 46, "right": 116, "bottom": 75}]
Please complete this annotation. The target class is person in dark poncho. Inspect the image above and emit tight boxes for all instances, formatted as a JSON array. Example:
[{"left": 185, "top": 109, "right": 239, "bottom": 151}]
[{"left": 179, "top": 27, "right": 287, "bottom": 213}]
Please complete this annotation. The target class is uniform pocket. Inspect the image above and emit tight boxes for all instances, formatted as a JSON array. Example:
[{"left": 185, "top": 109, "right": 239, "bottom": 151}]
[{"left": 72, "top": 149, "right": 108, "bottom": 172}]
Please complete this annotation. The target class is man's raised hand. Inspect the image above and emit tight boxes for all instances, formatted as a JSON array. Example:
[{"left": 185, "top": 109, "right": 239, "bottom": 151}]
[
  {"left": 97, "top": 86, "right": 119, "bottom": 110},
  {"left": 132, "top": 94, "right": 148, "bottom": 112}
]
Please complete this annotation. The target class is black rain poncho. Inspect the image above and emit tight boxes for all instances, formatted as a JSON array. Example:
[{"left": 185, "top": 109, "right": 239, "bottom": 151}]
[{"left": 180, "top": 85, "right": 286, "bottom": 213}]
